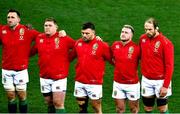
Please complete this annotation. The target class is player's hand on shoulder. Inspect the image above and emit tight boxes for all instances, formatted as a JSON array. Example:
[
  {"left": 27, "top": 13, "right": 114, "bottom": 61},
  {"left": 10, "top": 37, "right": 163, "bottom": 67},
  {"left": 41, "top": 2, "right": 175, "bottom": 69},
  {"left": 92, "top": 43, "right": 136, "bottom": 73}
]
[
  {"left": 96, "top": 35, "right": 103, "bottom": 41},
  {"left": 59, "top": 30, "right": 67, "bottom": 37},
  {"left": 25, "top": 23, "right": 33, "bottom": 30}
]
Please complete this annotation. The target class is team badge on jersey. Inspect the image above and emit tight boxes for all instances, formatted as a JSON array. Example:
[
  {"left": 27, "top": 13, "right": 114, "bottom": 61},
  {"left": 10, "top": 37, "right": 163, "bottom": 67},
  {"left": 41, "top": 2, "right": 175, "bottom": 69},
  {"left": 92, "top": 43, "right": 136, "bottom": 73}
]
[
  {"left": 2, "top": 30, "right": 7, "bottom": 34},
  {"left": 55, "top": 37, "right": 60, "bottom": 49},
  {"left": 19, "top": 28, "right": 25, "bottom": 40},
  {"left": 92, "top": 43, "right": 98, "bottom": 55},
  {"left": 154, "top": 41, "right": 161, "bottom": 52},
  {"left": 128, "top": 46, "right": 134, "bottom": 59},
  {"left": 113, "top": 90, "right": 117, "bottom": 96}
]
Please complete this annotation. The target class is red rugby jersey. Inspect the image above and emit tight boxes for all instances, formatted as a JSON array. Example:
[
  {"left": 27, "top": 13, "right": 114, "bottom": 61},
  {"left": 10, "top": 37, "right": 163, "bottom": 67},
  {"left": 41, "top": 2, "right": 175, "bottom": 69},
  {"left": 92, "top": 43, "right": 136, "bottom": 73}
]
[
  {"left": 0, "top": 24, "right": 39, "bottom": 70},
  {"left": 33, "top": 32, "right": 75, "bottom": 79},
  {"left": 139, "top": 33, "right": 174, "bottom": 88},
  {"left": 70, "top": 37, "right": 112, "bottom": 84},
  {"left": 112, "top": 41, "right": 140, "bottom": 84},
  {"left": 0, "top": 24, "right": 2, "bottom": 29}
]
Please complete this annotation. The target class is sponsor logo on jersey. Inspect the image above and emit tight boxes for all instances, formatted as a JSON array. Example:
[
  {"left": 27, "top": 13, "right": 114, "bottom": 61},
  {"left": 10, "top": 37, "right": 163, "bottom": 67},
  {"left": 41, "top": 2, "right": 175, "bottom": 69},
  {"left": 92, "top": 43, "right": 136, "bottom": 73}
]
[
  {"left": 92, "top": 94, "right": 96, "bottom": 98},
  {"left": 40, "top": 39, "right": 44, "bottom": 43},
  {"left": 130, "top": 94, "right": 135, "bottom": 98},
  {"left": 78, "top": 42, "right": 82, "bottom": 46},
  {"left": 56, "top": 86, "right": 60, "bottom": 90},
  {"left": 115, "top": 45, "right": 120, "bottom": 49},
  {"left": 142, "top": 39, "right": 146, "bottom": 43},
  {"left": 19, "top": 79, "right": 23, "bottom": 83},
  {"left": 2, "top": 30, "right": 7, "bottom": 34}
]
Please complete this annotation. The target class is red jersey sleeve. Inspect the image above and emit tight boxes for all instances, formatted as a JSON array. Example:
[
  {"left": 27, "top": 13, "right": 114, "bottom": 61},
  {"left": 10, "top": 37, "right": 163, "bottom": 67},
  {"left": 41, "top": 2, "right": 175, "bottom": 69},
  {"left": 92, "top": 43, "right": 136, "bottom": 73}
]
[
  {"left": 29, "top": 29, "right": 40, "bottom": 40},
  {"left": 102, "top": 42, "right": 113, "bottom": 64},
  {"left": 68, "top": 40, "right": 78, "bottom": 62},
  {"left": 163, "top": 39, "right": 174, "bottom": 88}
]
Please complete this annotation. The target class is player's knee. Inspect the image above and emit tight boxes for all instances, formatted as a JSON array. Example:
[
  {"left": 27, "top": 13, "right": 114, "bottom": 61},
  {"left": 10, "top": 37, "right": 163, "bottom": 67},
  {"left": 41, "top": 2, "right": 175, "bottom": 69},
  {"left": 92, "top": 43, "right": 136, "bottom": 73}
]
[
  {"left": 157, "top": 98, "right": 168, "bottom": 106},
  {"left": 116, "top": 106, "right": 125, "bottom": 113},
  {"left": 142, "top": 96, "right": 155, "bottom": 107},
  {"left": 4, "top": 84, "right": 15, "bottom": 91},
  {"left": 53, "top": 102, "right": 64, "bottom": 108},
  {"left": 76, "top": 97, "right": 89, "bottom": 113},
  {"left": 142, "top": 96, "right": 155, "bottom": 112},
  {"left": 16, "top": 84, "right": 27, "bottom": 91},
  {"left": 157, "top": 98, "right": 168, "bottom": 113},
  {"left": 130, "top": 107, "right": 139, "bottom": 113},
  {"left": 91, "top": 99, "right": 102, "bottom": 113}
]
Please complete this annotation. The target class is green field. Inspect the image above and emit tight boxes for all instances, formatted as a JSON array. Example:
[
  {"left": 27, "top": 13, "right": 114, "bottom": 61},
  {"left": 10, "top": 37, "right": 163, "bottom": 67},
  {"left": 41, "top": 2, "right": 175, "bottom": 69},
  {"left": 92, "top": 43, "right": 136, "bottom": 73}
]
[{"left": 0, "top": 0, "right": 179, "bottom": 113}]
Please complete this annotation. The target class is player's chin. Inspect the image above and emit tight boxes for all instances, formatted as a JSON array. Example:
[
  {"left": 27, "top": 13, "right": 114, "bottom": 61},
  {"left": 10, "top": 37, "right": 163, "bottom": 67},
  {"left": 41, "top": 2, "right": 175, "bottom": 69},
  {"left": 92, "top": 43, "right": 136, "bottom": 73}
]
[{"left": 82, "top": 38, "right": 89, "bottom": 42}]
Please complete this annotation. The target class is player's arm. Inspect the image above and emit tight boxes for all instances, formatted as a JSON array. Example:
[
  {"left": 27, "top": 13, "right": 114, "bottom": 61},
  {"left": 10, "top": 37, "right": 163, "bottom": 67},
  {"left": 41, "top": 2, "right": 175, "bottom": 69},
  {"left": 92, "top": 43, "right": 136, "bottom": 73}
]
[
  {"left": 29, "top": 37, "right": 38, "bottom": 57},
  {"left": 163, "top": 41, "right": 174, "bottom": 88},
  {"left": 103, "top": 42, "right": 113, "bottom": 65}
]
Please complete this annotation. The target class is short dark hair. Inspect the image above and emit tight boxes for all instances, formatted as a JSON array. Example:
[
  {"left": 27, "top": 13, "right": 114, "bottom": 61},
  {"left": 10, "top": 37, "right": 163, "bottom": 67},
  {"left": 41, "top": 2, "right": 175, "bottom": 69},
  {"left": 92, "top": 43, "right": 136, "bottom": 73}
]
[
  {"left": 8, "top": 9, "right": 20, "bottom": 17},
  {"left": 123, "top": 24, "right": 134, "bottom": 34},
  {"left": 45, "top": 17, "right": 57, "bottom": 25},
  {"left": 82, "top": 22, "right": 95, "bottom": 30}
]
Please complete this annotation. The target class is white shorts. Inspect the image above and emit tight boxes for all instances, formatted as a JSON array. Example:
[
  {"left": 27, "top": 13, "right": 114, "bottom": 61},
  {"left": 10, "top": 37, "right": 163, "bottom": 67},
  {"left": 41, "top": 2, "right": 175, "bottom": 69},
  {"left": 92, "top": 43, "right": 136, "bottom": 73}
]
[
  {"left": 74, "top": 81, "right": 102, "bottom": 100},
  {"left": 40, "top": 77, "right": 67, "bottom": 93},
  {"left": 112, "top": 81, "right": 140, "bottom": 100},
  {"left": 2, "top": 69, "right": 29, "bottom": 91},
  {"left": 141, "top": 76, "right": 172, "bottom": 98}
]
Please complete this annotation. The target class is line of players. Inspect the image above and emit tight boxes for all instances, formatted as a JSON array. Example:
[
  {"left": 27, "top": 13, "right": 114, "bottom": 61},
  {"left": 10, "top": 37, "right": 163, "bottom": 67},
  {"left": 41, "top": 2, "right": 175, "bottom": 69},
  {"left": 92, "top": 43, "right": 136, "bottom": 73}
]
[{"left": 0, "top": 9, "right": 174, "bottom": 113}]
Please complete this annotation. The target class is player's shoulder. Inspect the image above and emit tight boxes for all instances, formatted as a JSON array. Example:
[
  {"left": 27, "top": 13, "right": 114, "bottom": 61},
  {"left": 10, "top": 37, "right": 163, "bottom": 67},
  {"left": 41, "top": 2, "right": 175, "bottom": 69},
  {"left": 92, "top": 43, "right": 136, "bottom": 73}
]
[
  {"left": 37, "top": 33, "right": 46, "bottom": 38},
  {"left": 75, "top": 38, "right": 83, "bottom": 45},
  {"left": 159, "top": 33, "right": 173, "bottom": 45},
  {"left": 140, "top": 34, "right": 147, "bottom": 40},
  {"left": 112, "top": 41, "right": 121, "bottom": 45}
]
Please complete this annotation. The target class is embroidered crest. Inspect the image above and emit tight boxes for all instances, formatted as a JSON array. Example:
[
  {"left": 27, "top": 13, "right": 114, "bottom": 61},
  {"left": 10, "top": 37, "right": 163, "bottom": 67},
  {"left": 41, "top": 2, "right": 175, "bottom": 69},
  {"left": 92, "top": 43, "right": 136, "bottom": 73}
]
[
  {"left": 19, "top": 28, "right": 25, "bottom": 35},
  {"left": 154, "top": 41, "right": 161, "bottom": 52},
  {"left": 92, "top": 43, "right": 98, "bottom": 55},
  {"left": 19, "top": 28, "right": 25, "bottom": 40},
  {"left": 128, "top": 46, "right": 134, "bottom": 59},
  {"left": 54, "top": 37, "right": 60, "bottom": 48}
]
